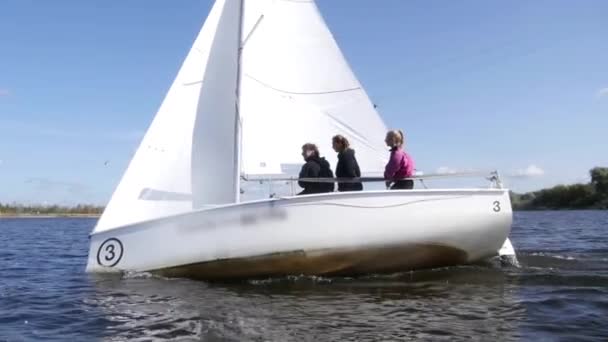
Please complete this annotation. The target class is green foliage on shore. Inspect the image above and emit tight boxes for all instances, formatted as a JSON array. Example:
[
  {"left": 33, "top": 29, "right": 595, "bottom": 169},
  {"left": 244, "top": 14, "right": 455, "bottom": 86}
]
[
  {"left": 0, "top": 203, "right": 104, "bottom": 216},
  {"left": 511, "top": 167, "right": 608, "bottom": 210}
]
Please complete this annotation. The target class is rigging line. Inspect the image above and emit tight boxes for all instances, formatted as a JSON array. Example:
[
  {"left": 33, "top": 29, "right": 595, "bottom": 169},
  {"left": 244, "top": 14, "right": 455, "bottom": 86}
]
[
  {"left": 183, "top": 80, "right": 204, "bottom": 86},
  {"left": 245, "top": 74, "right": 362, "bottom": 95},
  {"left": 241, "top": 15, "right": 264, "bottom": 48},
  {"left": 242, "top": 170, "right": 498, "bottom": 183},
  {"left": 242, "top": 77, "right": 385, "bottom": 158},
  {"left": 321, "top": 108, "right": 386, "bottom": 155},
  {"left": 275, "top": 94, "right": 386, "bottom": 157}
]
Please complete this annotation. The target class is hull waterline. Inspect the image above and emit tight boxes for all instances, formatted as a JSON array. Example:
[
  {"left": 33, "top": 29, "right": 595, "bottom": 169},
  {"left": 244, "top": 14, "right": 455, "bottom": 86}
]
[{"left": 155, "top": 242, "right": 469, "bottom": 280}]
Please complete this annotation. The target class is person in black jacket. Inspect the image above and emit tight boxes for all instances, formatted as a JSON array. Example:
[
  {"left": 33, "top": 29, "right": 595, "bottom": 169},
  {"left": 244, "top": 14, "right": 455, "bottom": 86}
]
[
  {"left": 298, "top": 143, "right": 335, "bottom": 195},
  {"left": 332, "top": 135, "right": 363, "bottom": 192}
]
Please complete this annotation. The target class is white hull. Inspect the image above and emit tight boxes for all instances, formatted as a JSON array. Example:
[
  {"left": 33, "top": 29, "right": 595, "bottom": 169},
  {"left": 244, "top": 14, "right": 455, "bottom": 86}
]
[{"left": 86, "top": 189, "right": 513, "bottom": 280}]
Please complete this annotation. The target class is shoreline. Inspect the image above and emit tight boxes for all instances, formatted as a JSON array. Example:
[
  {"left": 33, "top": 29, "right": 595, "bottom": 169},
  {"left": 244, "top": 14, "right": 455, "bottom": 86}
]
[
  {"left": 1, "top": 209, "right": 606, "bottom": 219},
  {"left": 0, "top": 214, "right": 101, "bottom": 219}
]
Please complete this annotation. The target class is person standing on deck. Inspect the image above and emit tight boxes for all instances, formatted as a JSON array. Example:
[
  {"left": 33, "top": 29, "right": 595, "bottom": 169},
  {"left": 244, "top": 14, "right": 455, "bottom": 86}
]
[
  {"left": 297, "top": 143, "right": 335, "bottom": 195},
  {"left": 332, "top": 135, "right": 363, "bottom": 192},
  {"left": 384, "top": 130, "right": 415, "bottom": 190}
]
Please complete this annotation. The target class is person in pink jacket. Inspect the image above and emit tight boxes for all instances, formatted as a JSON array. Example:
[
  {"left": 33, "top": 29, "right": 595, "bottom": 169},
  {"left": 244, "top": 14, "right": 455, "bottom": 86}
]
[{"left": 384, "top": 130, "right": 415, "bottom": 190}]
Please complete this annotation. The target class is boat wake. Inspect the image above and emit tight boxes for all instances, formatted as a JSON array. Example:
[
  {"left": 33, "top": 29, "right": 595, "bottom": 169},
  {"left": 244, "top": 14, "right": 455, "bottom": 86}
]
[
  {"left": 230, "top": 248, "right": 606, "bottom": 287},
  {"left": 110, "top": 247, "right": 602, "bottom": 287},
  {"left": 119, "top": 270, "right": 171, "bottom": 281},
  {"left": 500, "top": 254, "right": 521, "bottom": 267},
  {"left": 516, "top": 251, "right": 585, "bottom": 269}
]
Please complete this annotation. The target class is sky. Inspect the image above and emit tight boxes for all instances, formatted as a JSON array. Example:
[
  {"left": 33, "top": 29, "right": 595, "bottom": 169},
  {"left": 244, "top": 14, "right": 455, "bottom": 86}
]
[{"left": 1, "top": 0, "right": 607, "bottom": 205}]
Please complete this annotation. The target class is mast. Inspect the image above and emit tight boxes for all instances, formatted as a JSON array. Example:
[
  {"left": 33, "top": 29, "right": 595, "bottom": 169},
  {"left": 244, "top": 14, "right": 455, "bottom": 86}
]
[{"left": 233, "top": 0, "right": 245, "bottom": 203}]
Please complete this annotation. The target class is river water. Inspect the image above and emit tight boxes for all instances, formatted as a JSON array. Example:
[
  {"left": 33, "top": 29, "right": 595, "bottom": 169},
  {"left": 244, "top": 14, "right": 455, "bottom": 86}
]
[{"left": 1, "top": 211, "right": 607, "bottom": 341}]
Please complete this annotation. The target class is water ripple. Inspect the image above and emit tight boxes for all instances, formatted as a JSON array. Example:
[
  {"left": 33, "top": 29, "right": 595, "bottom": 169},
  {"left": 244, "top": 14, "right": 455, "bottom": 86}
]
[{"left": 0, "top": 212, "right": 607, "bottom": 340}]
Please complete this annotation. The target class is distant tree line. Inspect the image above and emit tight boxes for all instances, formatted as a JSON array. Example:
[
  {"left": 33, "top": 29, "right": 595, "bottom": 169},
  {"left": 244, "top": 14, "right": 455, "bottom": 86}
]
[
  {"left": 3, "top": 168, "right": 608, "bottom": 213},
  {"left": 0, "top": 203, "right": 104, "bottom": 216},
  {"left": 511, "top": 167, "right": 608, "bottom": 210}
]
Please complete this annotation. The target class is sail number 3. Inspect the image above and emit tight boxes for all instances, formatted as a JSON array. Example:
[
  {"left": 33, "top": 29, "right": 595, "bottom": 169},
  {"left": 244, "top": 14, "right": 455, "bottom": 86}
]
[
  {"left": 493, "top": 201, "right": 501, "bottom": 212},
  {"left": 97, "top": 238, "right": 124, "bottom": 267}
]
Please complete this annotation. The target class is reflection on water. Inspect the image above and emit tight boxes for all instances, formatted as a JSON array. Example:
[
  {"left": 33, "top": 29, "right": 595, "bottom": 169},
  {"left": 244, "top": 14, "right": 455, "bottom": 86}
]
[{"left": 87, "top": 267, "right": 524, "bottom": 341}]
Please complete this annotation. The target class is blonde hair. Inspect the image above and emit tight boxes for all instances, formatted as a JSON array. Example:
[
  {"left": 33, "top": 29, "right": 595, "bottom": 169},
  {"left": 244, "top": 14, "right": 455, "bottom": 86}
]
[
  {"left": 386, "top": 130, "right": 405, "bottom": 148},
  {"left": 332, "top": 134, "right": 350, "bottom": 150}
]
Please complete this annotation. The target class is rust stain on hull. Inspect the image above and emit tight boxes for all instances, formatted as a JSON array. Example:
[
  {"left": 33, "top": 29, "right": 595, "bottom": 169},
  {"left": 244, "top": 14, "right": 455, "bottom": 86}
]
[{"left": 154, "top": 244, "right": 469, "bottom": 281}]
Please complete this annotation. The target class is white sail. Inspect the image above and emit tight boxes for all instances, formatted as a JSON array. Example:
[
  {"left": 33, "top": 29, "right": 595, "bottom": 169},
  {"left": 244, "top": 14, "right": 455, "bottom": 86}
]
[
  {"left": 95, "top": 0, "right": 236, "bottom": 232},
  {"left": 238, "top": 0, "right": 388, "bottom": 176},
  {"left": 191, "top": 0, "right": 241, "bottom": 207},
  {"left": 96, "top": 0, "right": 390, "bottom": 232}
]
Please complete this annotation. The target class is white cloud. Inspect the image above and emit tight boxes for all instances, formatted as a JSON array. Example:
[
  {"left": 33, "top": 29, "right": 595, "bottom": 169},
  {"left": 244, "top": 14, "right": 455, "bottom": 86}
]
[
  {"left": 597, "top": 87, "right": 608, "bottom": 98},
  {"left": 512, "top": 165, "right": 545, "bottom": 177},
  {"left": 435, "top": 167, "right": 478, "bottom": 175},
  {"left": 436, "top": 166, "right": 458, "bottom": 174}
]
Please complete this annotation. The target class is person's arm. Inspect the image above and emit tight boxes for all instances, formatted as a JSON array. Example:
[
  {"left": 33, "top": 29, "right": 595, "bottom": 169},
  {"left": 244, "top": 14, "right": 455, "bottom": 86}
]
[
  {"left": 298, "top": 162, "right": 320, "bottom": 188},
  {"left": 384, "top": 151, "right": 400, "bottom": 180},
  {"left": 298, "top": 164, "right": 309, "bottom": 189},
  {"left": 343, "top": 154, "right": 359, "bottom": 178},
  {"left": 353, "top": 158, "right": 361, "bottom": 178}
]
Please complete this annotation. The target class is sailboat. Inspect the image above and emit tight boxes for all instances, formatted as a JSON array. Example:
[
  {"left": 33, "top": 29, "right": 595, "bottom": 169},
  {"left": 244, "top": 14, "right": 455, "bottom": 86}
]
[{"left": 86, "top": 0, "right": 516, "bottom": 280}]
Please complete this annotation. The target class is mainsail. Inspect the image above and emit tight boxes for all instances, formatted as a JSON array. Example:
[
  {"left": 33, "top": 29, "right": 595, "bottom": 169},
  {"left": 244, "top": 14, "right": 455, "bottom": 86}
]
[
  {"left": 95, "top": 0, "right": 388, "bottom": 232},
  {"left": 239, "top": 0, "right": 388, "bottom": 176}
]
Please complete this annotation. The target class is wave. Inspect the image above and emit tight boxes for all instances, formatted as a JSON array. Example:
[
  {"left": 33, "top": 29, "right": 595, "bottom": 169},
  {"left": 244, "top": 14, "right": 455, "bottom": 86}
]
[{"left": 529, "top": 252, "right": 576, "bottom": 260}]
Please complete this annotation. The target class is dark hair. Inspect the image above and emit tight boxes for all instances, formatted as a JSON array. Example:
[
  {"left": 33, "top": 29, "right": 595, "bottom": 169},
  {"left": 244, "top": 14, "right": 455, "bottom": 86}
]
[
  {"left": 332, "top": 135, "right": 350, "bottom": 150},
  {"left": 301, "top": 143, "right": 320, "bottom": 157}
]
